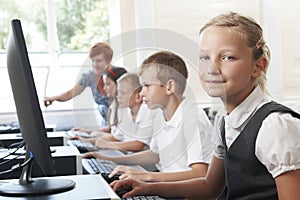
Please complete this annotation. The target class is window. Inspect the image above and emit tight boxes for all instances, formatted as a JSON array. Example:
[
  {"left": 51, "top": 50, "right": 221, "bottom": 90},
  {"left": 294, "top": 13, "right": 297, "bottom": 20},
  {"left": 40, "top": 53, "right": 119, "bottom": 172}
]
[{"left": 0, "top": 0, "right": 109, "bottom": 113}]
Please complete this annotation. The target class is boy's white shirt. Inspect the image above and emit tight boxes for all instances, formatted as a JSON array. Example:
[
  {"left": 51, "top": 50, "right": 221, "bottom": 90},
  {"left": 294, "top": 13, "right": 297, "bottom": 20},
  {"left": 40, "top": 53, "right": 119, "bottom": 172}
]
[
  {"left": 114, "top": 103, "right": 163, "bottom": 146},
  {"left": 213, "top": 86, "right": 300, "bottom": 178},
  {"left": 150, "top": 98, "right": 214, "bottom": 172}
]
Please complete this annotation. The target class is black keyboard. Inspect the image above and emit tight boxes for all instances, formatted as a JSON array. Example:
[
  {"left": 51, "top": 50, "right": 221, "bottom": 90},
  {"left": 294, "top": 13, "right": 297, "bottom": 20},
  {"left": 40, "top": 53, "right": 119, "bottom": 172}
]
[
  {"left": 116, "top": 188, "right": 166, "bottom": 200},
  {"left": 82, "top": 159, "right": 168, "bottom": 200},
  {"left": 89, "top": 158, "right": 117, "bottom": 174},
  {"left": 67, "top": 140, "right": 98, "bottom": 152},
  {"left": 82, "top": 158, "right": 117, "bottom": 174}
]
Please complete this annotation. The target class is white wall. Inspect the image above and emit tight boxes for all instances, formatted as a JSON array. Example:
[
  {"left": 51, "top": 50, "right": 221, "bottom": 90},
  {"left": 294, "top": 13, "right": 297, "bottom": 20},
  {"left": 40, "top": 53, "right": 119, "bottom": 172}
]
[{"left": 112, "top": 0, "right": 300, "bottom": 104}]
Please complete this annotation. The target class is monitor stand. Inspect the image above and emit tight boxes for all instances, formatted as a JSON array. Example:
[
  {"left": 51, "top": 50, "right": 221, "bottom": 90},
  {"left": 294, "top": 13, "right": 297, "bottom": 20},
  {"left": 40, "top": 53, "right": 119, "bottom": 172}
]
[{"left": 0, "top": 148, "right": 75, "bottom": 196}]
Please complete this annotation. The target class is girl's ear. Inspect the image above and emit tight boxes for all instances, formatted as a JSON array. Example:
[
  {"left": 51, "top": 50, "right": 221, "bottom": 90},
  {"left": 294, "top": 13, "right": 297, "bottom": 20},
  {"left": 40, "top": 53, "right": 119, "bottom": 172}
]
[
  {"left": 166, "top": 79, "right": 176, "bottom": 95},
  {"left": 252, "top": 57, "right": 267, "bottom": 78}
]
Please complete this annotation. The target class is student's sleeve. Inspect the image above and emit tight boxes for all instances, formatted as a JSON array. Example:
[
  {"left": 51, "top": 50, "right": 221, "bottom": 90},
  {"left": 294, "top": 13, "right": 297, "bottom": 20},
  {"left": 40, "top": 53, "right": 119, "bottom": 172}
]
[
  {"left": 111, "top": 128, "right": 125, "bottom": 141},
  {"left": 186, "top": 107, "right": 214, "bottom": 166},
  {"left": 212, "top": 115, "right": 226, "bottom": 160},
  {"left": 256, "top": 112, "right": 300, "bottom": 178}
]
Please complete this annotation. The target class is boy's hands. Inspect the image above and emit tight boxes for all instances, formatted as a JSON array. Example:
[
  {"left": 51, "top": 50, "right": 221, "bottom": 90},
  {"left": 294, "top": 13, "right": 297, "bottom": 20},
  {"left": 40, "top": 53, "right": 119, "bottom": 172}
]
[
  {"left": 71, "top": 127, "right": 92, "bottom": 134},
  {"left": 109, "top": 165, "right": 152, "bottom": 181},
  {"left": 110, "top": 178, "right": 151, "bottom": 198},
  {"left": 67, "top": 135, "right": 83, "bottom": 140},
  {"left": 82, "top": 151, "right": 109, "bottom": 160},
  {"left": 109, "top": 165, "right": 139, "bottom": 177},
  {"left": 95, "top": 138, "right": 113, "bottom": 149}
]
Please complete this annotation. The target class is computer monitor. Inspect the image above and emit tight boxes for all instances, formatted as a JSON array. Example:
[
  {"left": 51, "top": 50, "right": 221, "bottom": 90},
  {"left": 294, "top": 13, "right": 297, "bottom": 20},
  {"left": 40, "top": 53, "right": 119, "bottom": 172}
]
[{"left": 0, "top": 19, "right": 75, "bottom": 196}]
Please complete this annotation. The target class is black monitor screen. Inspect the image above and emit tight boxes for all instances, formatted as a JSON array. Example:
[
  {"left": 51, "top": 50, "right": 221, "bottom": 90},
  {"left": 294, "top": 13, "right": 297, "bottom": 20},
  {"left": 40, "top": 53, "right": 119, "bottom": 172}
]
[
  {"left": 0, "top": 19, "right": 74, "bottom": 196},
  {"left": 6, "top": 20, "right": 55, "bottom": 176}
]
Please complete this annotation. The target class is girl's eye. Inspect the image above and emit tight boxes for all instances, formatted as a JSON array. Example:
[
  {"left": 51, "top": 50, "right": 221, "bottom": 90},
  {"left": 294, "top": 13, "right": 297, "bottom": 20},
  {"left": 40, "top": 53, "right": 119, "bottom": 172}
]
[
  {"left": 199, "top": 55, "right": 210, "bottom": 61},
  {"left": 223, "top": 56, "right": 235, "bottom": 61}
]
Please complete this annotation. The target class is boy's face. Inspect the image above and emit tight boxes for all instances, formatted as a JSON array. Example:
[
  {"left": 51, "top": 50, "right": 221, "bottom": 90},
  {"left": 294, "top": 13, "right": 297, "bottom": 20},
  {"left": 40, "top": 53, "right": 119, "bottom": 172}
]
[
  {"left": 198, "top": 26, "right": 258, "bottom": 104},
  {"left": 139, "top": 69, "right": 167, "bottom": 110},
  {"left": 91, "top": 53, "right": 110, "bottom": 76},
  {"left": 103, "top": 75, "right": 116, "bottom": 97},
  {"left": 117, "top": 82, "right": 136, "bottom": 108}
]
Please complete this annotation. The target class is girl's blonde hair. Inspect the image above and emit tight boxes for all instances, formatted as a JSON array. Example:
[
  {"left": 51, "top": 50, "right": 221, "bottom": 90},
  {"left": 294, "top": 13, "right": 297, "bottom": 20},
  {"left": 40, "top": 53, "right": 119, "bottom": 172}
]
[{"left": 199, "top": 12, "right": 271, "bottom": 93}]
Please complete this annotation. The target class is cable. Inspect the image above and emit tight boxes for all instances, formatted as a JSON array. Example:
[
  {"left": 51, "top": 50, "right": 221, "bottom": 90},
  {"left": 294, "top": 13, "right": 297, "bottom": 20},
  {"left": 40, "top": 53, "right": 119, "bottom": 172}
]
[
  {"left": 0, "top": 152, "right": 26, "bottom": 167},
  {"left": 0, "top": 141, "right": 25, "bottom": 164},
  {"left": 8, "top": 141, "right": 24, "bottom": 149},
  {"left": 0, "top": 157, "right": 33, "bottom": 175}
]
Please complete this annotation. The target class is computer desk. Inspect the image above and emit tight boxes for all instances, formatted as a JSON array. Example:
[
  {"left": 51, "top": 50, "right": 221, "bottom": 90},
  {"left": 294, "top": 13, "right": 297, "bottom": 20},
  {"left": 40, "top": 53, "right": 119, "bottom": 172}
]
[
  {"left": 0, "top": 124, "right": 56, "bottom": 134},
  {"left": 0, "top": 141, "right": 176, "bottom": 199},
  {"left": 0, "top": 174, "right": 120, "bottom": 200}
]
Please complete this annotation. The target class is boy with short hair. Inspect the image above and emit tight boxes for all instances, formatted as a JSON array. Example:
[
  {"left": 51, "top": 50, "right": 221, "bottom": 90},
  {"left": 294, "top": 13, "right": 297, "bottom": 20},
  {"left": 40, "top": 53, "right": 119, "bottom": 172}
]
[{"left": 84, "top": 51, "right": 213, "bottom": 182}]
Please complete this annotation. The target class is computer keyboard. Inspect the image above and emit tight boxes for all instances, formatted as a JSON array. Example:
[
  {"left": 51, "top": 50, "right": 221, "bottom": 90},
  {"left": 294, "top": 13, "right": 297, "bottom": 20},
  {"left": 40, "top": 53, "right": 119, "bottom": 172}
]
[
  {"left": 82, "top": 158, "right": 117, "bottom": 174},
  {"left": 115, "top": 187, "right": 166, "bottom": 200},
  {"left": 67, "top": 140, "right": 98, "bottom": 152},
  {"left": 82, "top": 158, "right": 168, "bottom": 200}
]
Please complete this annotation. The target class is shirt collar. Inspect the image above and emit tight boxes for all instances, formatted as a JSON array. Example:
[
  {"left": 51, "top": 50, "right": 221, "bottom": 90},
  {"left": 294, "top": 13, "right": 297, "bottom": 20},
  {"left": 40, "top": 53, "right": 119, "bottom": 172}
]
[
  {"left": 134, "top": 103, "right": 148, "bottom": 124},
  {"left": 164, "top": 98, "right": 187, "bottom": 129},
  {"left": 224, "top": 86, "right": 269, "bottom": 129}
]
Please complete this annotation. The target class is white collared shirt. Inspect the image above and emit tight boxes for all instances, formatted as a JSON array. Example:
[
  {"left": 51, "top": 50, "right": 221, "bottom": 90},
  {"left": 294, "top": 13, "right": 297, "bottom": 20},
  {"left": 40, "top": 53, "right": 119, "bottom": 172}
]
[
  {"left": 115, "top": 103, "right": 163, "bottom": 145},
  {"left": 150, "top": 98, "right": 213, "bottom": 172},
  {"left": 213, "top": 86, "right": 300, "bottom": 177},
  {"left": 109, "top": 99, "right": 126, "bottom": 136}
]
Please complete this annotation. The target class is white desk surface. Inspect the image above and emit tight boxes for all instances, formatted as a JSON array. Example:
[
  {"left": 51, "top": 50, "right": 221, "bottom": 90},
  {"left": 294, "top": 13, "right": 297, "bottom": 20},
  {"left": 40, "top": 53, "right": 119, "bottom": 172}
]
[{"left": 0, "top": 174, "right": 120, "bottom": 200}]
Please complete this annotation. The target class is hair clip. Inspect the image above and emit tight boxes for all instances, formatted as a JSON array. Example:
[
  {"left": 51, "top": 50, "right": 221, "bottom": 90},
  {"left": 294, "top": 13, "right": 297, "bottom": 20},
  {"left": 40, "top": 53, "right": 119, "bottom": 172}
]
[
  {"left": 255, "top": 36, "right": 263, "bottom": 50},
  {"left": 108, "top": 69, "right": 116, "bottom": 77}
]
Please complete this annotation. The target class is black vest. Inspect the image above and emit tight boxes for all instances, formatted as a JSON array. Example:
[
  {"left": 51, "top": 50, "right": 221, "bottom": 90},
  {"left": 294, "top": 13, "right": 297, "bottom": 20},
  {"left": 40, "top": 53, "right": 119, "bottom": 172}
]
[{"left": 221, "top": 101, "right": 300, "bottom": 200}]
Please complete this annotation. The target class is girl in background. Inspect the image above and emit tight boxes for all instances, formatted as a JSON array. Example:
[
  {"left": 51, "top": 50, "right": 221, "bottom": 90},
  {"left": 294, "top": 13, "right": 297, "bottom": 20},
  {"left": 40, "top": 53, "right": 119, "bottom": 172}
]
[{"left": 70, "top": 67, "right": 127, "bottom": 140}]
